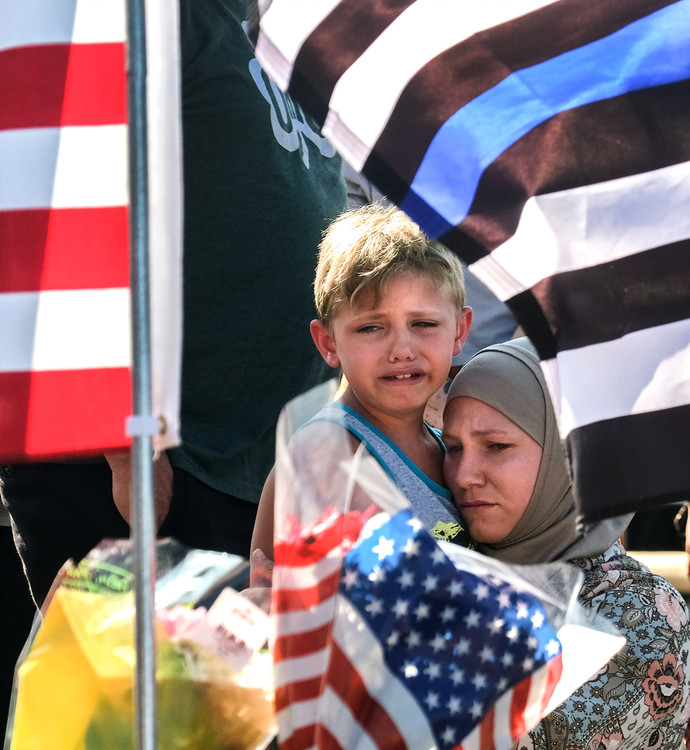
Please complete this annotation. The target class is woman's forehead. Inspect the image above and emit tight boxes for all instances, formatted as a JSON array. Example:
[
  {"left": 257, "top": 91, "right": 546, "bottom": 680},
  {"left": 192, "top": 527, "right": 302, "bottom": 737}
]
[{"left": 443, "top": 396, "right": 525, "bottom": 436}]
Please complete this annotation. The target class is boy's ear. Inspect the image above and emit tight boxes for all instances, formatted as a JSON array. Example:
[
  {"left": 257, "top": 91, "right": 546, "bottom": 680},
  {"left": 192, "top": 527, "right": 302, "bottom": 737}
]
[
  {"left": 452, "top": 306, "right": 473, "bottom": 357},
  {"left": 310, "top": 319, "right": 341, "bottom": 368}
]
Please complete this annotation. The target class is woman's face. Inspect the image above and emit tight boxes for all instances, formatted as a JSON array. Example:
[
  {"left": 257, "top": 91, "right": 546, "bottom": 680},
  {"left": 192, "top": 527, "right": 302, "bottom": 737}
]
[{"left": 442, "top": 396, "right": 542, "bottom": 545}]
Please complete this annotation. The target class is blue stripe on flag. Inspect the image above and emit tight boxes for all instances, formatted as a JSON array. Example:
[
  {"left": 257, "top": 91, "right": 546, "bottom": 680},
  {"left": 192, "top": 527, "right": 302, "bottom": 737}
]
[{"left": 400, "top": 0, "right": 690, "bottom": 236}]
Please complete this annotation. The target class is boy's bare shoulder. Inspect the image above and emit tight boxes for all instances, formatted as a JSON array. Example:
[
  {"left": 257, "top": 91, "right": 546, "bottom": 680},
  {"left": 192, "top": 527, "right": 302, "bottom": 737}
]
[{"left": 284, "top": 419, "right": 388, "bottom": 515}]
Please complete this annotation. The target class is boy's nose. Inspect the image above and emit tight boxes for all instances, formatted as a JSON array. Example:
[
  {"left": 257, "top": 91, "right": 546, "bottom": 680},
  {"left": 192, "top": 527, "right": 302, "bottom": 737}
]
[{"left": 388, "top": 328, "right": 414, "bottom": 361}]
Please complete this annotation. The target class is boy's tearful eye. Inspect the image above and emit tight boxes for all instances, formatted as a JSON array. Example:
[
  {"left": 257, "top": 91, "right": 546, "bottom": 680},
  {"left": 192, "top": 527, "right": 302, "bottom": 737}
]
[
  {"left": 356, "top": 325, "right": 381, "bottom": 334},
  {"left": 413, "top": 320, "right": 438, "bottom": 328}
]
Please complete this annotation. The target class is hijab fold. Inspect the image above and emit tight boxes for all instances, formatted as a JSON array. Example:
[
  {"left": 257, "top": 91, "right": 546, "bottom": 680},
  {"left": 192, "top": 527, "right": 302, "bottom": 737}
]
[{"left": 445, "top": 338, "right": 631, "bottom": 564}]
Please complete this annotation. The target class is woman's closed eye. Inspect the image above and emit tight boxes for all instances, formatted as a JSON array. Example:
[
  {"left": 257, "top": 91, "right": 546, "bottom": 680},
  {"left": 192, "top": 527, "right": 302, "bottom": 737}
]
[
  {"left": 488, "top": 442, "right": 511, "bottom": 452},
  {"left": 443, "top": 441, "right": 463, "bottom": 456}
]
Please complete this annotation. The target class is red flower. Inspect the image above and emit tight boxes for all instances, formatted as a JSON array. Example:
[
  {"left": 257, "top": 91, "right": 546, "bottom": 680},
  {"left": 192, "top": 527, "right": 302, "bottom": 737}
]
[
  {"left": 642, "top": 653, "right": 685, "bottom": 718},
  {"left": 275, "top": 505, "right": 377, "bottom": 565}
]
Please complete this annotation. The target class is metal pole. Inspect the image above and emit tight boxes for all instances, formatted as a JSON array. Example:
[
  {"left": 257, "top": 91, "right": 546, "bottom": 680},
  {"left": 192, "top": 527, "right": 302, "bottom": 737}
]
[{"left": 125, "top": 0, "right": 157, "bottom": 748}]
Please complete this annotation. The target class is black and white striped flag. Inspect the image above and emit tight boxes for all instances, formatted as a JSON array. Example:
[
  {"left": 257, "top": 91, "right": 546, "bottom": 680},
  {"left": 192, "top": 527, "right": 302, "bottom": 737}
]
[{"left": 256, "top": 0, "right": 690, "bottom": 523}]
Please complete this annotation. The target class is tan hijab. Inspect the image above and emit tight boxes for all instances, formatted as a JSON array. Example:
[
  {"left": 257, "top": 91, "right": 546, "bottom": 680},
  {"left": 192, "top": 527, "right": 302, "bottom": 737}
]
[{"left": 445, "top": 338, "right": 631, "bottom": 564}]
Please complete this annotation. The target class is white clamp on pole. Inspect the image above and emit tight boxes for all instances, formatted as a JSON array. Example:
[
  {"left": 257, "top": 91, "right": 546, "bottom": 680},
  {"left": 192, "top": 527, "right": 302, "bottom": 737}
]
[{"left": 126, "top": 414, "right": 162, "bottom": 438}]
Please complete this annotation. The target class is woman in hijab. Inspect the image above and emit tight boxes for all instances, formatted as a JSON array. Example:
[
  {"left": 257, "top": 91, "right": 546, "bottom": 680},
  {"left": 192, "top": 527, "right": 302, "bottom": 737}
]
[{"left": 442, "top": 338, "right": 690, "bottom": 750}]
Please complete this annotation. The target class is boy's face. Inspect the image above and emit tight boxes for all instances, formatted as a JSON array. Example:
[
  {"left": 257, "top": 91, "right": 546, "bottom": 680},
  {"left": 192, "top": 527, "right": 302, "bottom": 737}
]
[{"left": 311, "top": 270, "right": 471, "bottom": 426}]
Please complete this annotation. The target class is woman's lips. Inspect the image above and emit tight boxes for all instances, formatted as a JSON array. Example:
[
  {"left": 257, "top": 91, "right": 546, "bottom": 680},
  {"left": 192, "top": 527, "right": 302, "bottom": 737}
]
[{"left": 458, "top": 500, "right": 494, "bottom": 509}]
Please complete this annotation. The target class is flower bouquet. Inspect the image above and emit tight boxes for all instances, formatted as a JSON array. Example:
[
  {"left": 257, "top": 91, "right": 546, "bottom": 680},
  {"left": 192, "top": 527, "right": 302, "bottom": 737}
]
[{"left": 4, "top": 539, "right": 276, "bottom": 750}]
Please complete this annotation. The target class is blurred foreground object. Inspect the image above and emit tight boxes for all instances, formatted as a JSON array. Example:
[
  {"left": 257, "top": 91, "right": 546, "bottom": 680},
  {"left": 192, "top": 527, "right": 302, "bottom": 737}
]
[{"left": 4, "top": 539, "right": 275, "bottom": 750}]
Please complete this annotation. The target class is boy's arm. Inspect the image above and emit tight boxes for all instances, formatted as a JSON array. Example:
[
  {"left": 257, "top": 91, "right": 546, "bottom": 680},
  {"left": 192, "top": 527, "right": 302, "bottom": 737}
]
[
  {"left": 248, "top": 420, "right": 368, "bottom": 589},
  {"left": 249, "top": 466, "right": 276, "bottom": 587}
]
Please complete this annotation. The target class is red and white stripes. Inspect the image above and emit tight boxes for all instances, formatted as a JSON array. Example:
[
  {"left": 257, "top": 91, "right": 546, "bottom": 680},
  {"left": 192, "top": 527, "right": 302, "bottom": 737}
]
[{"left": 1, "top": 0, "right": 183, "bottom": 459}]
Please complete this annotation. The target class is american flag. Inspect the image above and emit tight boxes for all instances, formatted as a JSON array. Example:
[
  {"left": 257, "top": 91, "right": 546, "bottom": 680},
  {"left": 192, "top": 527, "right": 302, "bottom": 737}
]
[
  {"left": 272, "top": 505, "right": 564, "bottom": 750},
  {"left": 0, "top": 0, "right": 182, "bottom": 460},
  {"left": 255, "top": 0, "right": 690, "bottom": 523}
]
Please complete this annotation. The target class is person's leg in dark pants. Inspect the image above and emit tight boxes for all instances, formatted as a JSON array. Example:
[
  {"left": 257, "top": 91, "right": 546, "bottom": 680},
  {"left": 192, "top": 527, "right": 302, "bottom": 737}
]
[
  {"left": 0, "top": 461, "right": 131, "bottom": 607},
  {"left": 0, "top": 525, "right": 37, "bottom": 736}
]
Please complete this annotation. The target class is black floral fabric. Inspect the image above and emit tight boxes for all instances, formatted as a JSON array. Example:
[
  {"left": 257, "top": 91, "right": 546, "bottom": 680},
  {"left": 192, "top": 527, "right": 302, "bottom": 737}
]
[{"left": 515, "top": 542, "right": 690, "bottom": 750}]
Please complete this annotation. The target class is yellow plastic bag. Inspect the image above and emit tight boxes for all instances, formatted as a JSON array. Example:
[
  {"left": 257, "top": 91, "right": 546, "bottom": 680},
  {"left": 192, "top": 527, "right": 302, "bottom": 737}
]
[{"left": 5, "top": 539, "right": 275, "bottom": 750}]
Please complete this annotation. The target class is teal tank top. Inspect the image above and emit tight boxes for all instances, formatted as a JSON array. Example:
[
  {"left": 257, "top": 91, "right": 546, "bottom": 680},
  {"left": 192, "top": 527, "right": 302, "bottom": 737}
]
[{"left": 310, "top": 403, "right": 473, "bottom": 547}]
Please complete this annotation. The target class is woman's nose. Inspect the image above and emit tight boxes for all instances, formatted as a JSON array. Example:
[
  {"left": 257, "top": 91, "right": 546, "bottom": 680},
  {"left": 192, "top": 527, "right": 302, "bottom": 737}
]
[{"left": 446, "top": 451, "right": 483, "bottom": 489}]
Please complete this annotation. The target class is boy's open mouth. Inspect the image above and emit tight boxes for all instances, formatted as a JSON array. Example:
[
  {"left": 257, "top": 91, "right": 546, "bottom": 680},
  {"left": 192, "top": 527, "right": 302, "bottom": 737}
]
[{"left": 382, "top": 371, "right": 423, "bottom": 381}]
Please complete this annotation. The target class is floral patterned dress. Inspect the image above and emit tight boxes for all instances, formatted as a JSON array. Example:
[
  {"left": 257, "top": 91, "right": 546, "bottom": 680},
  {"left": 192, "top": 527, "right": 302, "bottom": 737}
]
[{"left": 515, "top": 541, "right": 690, "bottom": 750}]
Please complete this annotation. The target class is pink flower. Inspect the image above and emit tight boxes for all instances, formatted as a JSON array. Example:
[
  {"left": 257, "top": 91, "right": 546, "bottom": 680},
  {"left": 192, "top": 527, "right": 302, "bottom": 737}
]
[
  {"left": 588, "top": 731, "right": 623, "bottom": 750},
  {"left": 159, "top": 605, "right": 208, "bottom": 640},
  {"left": 642, "top": 653, "right": 685, "bottom": 718},
  {"left": 655, "top": 588, "right": 688, "bottom": 633}
]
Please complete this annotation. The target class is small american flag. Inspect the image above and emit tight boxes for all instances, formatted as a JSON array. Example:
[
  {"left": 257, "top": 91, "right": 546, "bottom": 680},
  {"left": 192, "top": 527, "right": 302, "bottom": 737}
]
[{"left": 272, "top": 506, "right": 563, "bottom": 750}]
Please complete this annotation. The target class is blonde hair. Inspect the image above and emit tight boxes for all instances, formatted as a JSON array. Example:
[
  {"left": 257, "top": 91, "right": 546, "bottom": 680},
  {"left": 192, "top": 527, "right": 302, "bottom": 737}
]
[{"left": 314, "top": 203, "right": 466, "bottom": 326}]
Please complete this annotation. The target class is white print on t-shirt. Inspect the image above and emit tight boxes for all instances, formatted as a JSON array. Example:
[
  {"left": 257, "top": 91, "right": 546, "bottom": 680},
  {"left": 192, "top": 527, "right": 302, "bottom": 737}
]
[{"left": 248, "top": 57, "right": 336, "bottom": 169}]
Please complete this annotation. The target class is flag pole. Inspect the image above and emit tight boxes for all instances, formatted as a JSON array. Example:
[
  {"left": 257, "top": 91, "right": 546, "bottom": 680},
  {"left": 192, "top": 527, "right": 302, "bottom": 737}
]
[{"left": 125, "top": 0, "right": 158, "bottom": 748}]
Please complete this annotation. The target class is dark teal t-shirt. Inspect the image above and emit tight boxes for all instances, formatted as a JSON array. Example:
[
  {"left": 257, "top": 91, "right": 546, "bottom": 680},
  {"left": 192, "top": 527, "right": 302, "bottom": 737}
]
[{"left": 168, "top": 0, "right": 346, "bottom": 501}]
